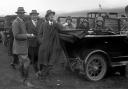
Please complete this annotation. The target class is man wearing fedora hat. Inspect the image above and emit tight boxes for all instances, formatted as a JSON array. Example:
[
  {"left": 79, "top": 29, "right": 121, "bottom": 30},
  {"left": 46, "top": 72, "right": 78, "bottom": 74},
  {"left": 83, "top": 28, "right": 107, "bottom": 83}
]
[
  {"left": 63, "top": 16, "right": 76, "bottom": 30},
  {"left": 44, "top": 10, "right": 55, "bottom": 21},
  {"left": 78, "top": 19, "right": 89, "bottom": 30},
  {"left": 26, "top": 10, "right": 42, "bottom": 74},
  {"left": 38, "top": 10, "right": 65, "bottom": 79},
  {"left": 12, "top": 7, "right": 35, "bottom": 87}
]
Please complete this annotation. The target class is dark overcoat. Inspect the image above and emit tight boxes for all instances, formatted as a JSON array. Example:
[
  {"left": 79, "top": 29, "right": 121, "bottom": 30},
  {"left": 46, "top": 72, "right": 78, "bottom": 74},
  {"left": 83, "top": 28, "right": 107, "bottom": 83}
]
[
  {"left": 26, "top": 20, "right": 42, "bottom": 47},
  {"left": 12, "top": 17, "right": 28, "bottom": 55},
  {"left": 38, "top": 21, "right": 64, "bottom": 66}
]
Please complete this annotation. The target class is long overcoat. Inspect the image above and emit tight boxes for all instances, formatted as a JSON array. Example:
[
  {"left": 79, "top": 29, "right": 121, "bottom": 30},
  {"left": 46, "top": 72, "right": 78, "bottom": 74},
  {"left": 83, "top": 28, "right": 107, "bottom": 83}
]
[
  {"left": 12, "top": 17, "right": 28, "bottom": 55},
  {"left": 26, "top": 20, "right": 42, "bottom": 47},
  {"left": 38, "top": 21, "right": 64, "bottom": 66}
]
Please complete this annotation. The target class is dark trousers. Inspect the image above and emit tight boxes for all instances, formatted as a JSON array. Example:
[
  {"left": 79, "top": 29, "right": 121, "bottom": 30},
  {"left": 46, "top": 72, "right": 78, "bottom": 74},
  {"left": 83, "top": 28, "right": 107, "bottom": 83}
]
[
  {"left": 12, "top": 54, "right": 19, "bottom": 64},
  {"left": 39, "top": 64, "right": 53, "bottom": 78},
  {"left": 28, "top": 47, "right": 39, "bottom": 73}
]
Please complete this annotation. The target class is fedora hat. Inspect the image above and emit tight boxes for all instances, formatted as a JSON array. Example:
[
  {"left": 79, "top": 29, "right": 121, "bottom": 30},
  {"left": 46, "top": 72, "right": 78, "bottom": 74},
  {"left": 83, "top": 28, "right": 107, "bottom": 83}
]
[
  {"left": 30, "top": 10, "right": 39, "bottom": 15},
  {"left": 45, "top": 10, "right": 55, "bottom": 17},
  {"left": 83, "top": 19, "right": 89, "bottom": 23},
  {"left": 16, "top": 7, "right": 26, "bottom": 13},
  {"left": 66, "top": 16, "right": 72, "bottom": 20},
  {"left": 66, "top": 16, "right": 72, "bottom": 21}
]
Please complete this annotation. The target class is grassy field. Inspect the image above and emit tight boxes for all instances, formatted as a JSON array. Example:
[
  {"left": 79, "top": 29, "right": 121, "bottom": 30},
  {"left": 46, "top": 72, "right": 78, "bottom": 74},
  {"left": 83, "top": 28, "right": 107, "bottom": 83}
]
[{"left": 1, "top": 42, "right": 128, "bottom": 89}]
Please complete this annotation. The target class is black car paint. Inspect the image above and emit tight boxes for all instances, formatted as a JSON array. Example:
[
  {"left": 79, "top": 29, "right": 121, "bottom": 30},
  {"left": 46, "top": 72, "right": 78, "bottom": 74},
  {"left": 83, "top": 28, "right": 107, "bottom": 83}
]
[{"left": 60, "top": 30, "right": 128, "bottom": 66}]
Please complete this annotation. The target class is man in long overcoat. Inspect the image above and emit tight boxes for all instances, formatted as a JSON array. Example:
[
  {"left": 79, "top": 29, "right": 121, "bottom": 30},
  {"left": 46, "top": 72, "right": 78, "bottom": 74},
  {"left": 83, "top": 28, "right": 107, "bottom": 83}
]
[
  {"left": 12, "top": 7, "right": 34, "bottom": 87},
  {"left": 38, "top": 10, "right": 64, "bottom": 77},
  {"left": 26, "top": 10, "right": 42, "bottom": 73}
]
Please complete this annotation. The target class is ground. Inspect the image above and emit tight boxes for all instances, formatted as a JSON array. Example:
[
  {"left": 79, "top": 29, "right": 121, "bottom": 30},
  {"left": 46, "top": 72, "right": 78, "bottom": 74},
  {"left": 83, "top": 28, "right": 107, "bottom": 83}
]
[{"left": 0, "top": 43, "right": 128, "bottom": 89}]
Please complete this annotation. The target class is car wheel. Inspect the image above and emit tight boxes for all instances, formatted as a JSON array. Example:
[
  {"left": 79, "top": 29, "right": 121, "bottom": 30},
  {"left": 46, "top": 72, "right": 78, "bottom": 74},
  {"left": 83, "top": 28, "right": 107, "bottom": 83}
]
[{"left": 84, "top": 54, "right": 107, "bottom": 81}]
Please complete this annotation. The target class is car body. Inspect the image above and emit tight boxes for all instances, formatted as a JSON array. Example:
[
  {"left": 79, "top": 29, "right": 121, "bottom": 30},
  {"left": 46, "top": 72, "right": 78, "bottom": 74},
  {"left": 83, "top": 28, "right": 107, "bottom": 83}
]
[
  {"left": 60, "top": 29, "right": 128, "bottom": 81},
  {"left": 58, "top": 13, "right": 128, "bottom": 81}
]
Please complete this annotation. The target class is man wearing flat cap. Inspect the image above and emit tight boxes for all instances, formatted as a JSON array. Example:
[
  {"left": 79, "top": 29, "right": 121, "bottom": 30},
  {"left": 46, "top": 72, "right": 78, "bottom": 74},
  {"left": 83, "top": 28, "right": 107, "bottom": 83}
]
[
  {"left": 38, "top": 10, "right": 65, "bottom": 79},
  {"left": 94, "top": 16, "right": 113, "bottom": 32},
  {"left": 95, "top": 16, "right": 104, "bottom": 30},
  {"left": 12, "top": 7, "right": 34, "bottom": 87},
  {"left": 26, "top": 10, "right": 42, "bottom": 74}
]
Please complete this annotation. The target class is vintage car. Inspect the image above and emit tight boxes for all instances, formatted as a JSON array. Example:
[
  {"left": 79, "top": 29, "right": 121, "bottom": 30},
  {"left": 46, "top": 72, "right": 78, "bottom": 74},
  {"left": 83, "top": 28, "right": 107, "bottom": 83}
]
[{"left": 58, "top": 15, "right": 128, "bottom": 82}]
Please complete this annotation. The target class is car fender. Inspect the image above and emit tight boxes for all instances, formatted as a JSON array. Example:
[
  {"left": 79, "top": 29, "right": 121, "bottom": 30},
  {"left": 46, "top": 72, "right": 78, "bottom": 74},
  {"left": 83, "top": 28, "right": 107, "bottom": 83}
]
[{"left": 84, "top": 49, "right": 111, "bottom": 66}]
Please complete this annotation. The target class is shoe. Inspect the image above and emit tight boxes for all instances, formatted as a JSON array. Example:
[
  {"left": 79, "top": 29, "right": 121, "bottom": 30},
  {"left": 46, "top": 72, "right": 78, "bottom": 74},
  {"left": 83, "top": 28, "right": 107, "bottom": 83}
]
[{"left": 35, "top": 71, "right": 42, "bottom": 79}]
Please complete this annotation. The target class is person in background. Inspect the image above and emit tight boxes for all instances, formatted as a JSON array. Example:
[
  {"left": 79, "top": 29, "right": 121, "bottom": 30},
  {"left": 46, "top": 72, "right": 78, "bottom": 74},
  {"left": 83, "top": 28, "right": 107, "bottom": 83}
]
[
  {"left": 120, "top": 19, "right": 128, "bottom": 32},
  {"left": 26, "top": 10, "right": 41, "bottom": 74},
  {"left": 63, "top": 16, "right": 76, "bottom": 30},
  {"left": 78, "top": 19, "right": 89, "bottom": 30},
  {"left": 38, "top": 10, "right": 64, "bottom": 80},
  {"left": 95, "top": 16, "right": 104, "bottom": 31},
  {"left": 12, "top": 7, "right": 35, "bottom": 87},
  {"left": 94, "top": 16, "right": 113, "bottom": 32}
]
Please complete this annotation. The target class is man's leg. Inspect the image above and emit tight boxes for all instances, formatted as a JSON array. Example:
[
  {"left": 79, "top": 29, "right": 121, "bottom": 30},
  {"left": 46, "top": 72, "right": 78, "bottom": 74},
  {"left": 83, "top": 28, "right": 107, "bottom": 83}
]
[
  {"left": 18, "top": 55, "right": 34, "bottom": 87},
  {"left": 37, "top": 49, "right": 49, "bottom": 79},
  {"left": 18, "top": 55, "right": 25, "bottom": 81},
  {"left": 10, "top": 54, "right": 19, "bottom": 69},
  {"left": 33, "top": 47, "right": 39, "bottom": 73},
  {"left": 28, "top": 47, "right": 32, "bottom": 64},
  {"left": 29, "top": 47, "right": 38, "bottom": 72}
]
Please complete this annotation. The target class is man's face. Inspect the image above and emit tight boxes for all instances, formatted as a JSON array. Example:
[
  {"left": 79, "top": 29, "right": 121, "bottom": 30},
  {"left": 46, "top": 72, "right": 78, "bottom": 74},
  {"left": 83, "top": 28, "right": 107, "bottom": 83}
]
[
  {"left": 31, "top": 14, "right": 38, "bottom": 20},
  {"left": 83, "top": 22, "right": 88, "bottom": 27},
  {"left": 67, "top": 20, "right": 72, "bottom": 24},
  {"left": 17, "top": 13, "right": 25, "bottom": 19},
  {"left": 49, "top": 13, "right": 55, "bottom": 21}
]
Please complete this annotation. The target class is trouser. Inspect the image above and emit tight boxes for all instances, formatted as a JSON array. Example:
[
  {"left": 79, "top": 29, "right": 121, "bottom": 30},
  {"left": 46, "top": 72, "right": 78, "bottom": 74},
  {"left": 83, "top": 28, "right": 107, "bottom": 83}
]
[
  {"left": 28, "top": 47, "right": 39, "bottom": 73},
  {"left": 18, "top": 54, "right": 30, "bottom": 80},
  {"left": 8, "top": 38, "right": 13, "bottom": 55},
  {"left": 11, "top": 54, "right": 19, "bottom": 65}
]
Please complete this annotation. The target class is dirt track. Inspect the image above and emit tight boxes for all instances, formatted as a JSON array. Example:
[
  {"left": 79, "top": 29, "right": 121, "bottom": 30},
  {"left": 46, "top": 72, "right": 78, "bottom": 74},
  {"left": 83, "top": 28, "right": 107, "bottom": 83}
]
[{"left": 0, "top": 43, "right": 128, "bottom": 89}]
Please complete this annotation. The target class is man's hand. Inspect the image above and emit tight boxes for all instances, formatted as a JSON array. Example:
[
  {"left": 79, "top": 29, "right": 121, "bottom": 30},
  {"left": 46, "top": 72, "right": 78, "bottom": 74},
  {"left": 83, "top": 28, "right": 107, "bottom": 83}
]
[
  {"left": 63, "top": 23, "right": 68, "bottom": 26},
  {"left": 26, "top": 34, "right": 35, "bottom": 38}
]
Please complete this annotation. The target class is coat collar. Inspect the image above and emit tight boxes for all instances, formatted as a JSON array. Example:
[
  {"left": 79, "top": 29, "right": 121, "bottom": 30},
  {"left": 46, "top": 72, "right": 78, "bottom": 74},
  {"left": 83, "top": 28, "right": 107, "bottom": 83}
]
[
  {"left": 29, "top": 20, "right": 39, "bottom": 33},
  {"left": 30, "top": 20, "right": 38, "bottom": 28},
  {"left": 31, "top": 20, "right": 37, "bottom": 27}
]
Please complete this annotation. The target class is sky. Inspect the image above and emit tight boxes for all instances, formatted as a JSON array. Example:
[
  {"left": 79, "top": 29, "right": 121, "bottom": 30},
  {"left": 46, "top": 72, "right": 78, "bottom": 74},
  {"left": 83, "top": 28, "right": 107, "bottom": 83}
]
[{"left": 0, "top": 0, "right": 128, "bottom": 16}]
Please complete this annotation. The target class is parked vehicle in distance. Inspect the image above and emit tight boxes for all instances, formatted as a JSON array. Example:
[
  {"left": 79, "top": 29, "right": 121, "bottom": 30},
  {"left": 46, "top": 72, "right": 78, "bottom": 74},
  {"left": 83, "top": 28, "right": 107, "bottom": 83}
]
[{"left": 0, "top": 17, "right": 5, "bottom": 42}]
